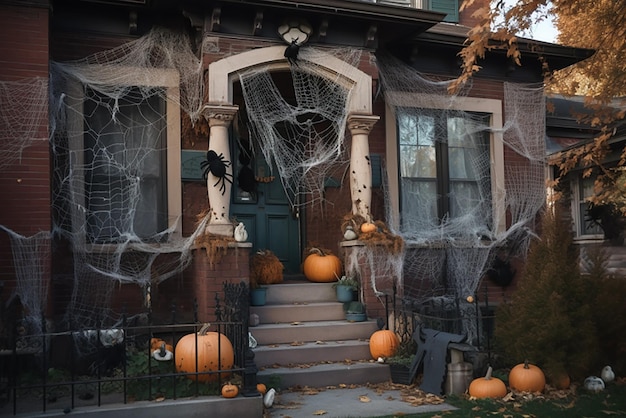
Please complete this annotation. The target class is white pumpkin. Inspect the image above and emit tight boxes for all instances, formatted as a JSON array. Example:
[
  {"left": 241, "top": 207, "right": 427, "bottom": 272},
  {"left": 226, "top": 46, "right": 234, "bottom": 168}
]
[
  {"left": 584, "top": 376, "right": 605, "bottom": 393},
  {"left": 601, "top": 366, "right": 615, "bottom": 383}
]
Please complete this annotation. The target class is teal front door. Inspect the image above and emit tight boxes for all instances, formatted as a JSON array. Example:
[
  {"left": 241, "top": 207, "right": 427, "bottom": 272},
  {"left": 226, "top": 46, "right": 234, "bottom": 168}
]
[{"left": 230, "top": 146, "right": 302, "bottom": 275}]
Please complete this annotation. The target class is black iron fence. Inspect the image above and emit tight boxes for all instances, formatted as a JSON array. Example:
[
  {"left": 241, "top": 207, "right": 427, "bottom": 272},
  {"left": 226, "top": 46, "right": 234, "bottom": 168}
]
[
  {"left": 389, "top": 285, "right": 496, "bottom": 359},
  {"left": 0, "top": 282, "right": 257, "bottom": 416}
]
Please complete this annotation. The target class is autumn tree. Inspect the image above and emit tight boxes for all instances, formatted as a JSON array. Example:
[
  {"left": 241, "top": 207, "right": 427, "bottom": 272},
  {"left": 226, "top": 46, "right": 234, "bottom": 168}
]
[{"left": 457, "top": 0, "right": 626, "bottom": 213}]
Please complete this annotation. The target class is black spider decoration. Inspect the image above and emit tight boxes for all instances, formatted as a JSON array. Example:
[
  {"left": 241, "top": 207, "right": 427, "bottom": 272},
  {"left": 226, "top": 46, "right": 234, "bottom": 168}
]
[
  {"left": 284, "top": 38, "right": 300, "bottom": 66},
  {"left": 201, "top": 150, "right": 233, "bottom": 195},
  {"left": 237, "top": 152, "right": 256, "bottom": 194}
]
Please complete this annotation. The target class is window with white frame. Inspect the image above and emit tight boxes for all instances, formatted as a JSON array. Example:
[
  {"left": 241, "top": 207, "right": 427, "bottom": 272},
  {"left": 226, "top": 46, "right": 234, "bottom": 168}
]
[
  {"left": 64, "top": 68, "right": 182, "bottom": 245},
  {"left": 385, "top": 95, "right": 505, "bottom": 239},
  {"left": 398, "top": 108, "right": 491, "bottom": 229}
]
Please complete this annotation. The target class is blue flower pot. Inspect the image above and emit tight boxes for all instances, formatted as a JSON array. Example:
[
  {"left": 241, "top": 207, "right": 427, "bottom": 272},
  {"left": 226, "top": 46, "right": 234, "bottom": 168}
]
[
  {"left": 250, "top": 287, "right": 267, "bottom": 306},
  {"left": 336, "top": 285, "right": 355, "bottom": 302}
]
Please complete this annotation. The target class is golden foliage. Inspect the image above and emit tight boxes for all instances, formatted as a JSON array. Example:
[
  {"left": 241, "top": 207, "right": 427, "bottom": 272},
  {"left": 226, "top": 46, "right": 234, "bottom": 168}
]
[
  {"left": 460, "top": 0, "right": 626, "bottom": 213},
  {"left": 193, "top": 209, "right": 236, "bottom": 266},
  {"left": 250, "top": 250, "right": 284, "bottom": 287},
  {"left": 341, "top": 214, "right": 404, "bottom": 255}
]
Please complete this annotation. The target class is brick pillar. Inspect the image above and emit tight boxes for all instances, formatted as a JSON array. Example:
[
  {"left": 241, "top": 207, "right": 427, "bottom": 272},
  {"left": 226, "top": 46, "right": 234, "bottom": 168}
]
[{"left": 189, "top": 244, "right": 251, "bottom": 322}]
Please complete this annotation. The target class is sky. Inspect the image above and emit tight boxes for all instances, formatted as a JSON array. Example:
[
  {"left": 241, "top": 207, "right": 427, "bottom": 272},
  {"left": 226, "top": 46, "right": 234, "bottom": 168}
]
[
  {"left": 525, "top": 15, "right": 558, "bottom": 43},
  {"left": 498, "top": 0, "right": 559, "bottom": 43}
]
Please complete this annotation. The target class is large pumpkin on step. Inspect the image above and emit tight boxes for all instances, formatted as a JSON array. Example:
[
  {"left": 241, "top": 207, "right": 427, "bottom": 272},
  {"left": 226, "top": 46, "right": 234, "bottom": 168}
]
[
  {"left": 303, "top": 248, "right": 342, "bottom": 283},
  {"left": 175, "top": 324, "right": 234, "bottom": 382},
  {"left": 369, "top": 329, "right": 400, "bottom": 359}
]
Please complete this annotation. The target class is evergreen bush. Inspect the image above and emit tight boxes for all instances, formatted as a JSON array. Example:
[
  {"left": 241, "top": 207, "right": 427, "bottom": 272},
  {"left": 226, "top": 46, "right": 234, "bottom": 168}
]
[{"left": 494, "top": 209, "right": 599, "bottom": 382}]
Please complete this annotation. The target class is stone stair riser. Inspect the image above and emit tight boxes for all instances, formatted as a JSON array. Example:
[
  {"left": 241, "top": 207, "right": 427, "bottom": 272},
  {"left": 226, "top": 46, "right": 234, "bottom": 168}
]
[
  {"left": 253, "top": 340, "right": 372, "bottom": 367},
  {"left": 251, "top": 321, "right": 378, "bottom": 345},
  {"left": 250, "top": 302, "right": 346, "bottom": 323}
]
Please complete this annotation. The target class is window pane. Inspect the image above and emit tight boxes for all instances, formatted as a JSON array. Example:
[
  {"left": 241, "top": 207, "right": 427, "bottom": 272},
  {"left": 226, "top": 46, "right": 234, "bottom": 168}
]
[
  {"left": 398, "top": 108, "right": 492, "bottom": 234},
  {"left": 401, "top": 178, "right": 438, "bottom": 227},
  {"left": 580, "top": 176, "right": 603, "bottom": 236},
  {"left": 399, "top": 112, "right": 436, "bottom": 178},
  {"left": 84, "top": 88, "right": 166, "bottom": 243}
]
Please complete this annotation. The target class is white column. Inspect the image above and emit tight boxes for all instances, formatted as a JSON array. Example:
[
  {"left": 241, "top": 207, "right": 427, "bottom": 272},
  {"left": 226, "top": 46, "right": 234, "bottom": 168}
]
[
  {"left": 201, "top": 104, "right": 239, "bottom": 236},
  {"left": 347, "top": 114, "right": 379, "bottom": 221}
]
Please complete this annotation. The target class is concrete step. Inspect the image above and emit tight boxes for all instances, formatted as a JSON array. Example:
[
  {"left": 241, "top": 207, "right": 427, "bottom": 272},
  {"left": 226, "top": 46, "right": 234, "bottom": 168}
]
[
  {"left": 253, "top": 339, "right": 373, "bottom": 368},
  {"left": 264, "top": 282, "right": 336, "bottom": 304},
  {"left": 250, "top": 302, "right": 346, "bottom": 324},
  {"left": 257, "top": 361, "right": 391, "bottom": 390},
  {"left": 250, "top": 319, "right": 379, "bottom": 345}
]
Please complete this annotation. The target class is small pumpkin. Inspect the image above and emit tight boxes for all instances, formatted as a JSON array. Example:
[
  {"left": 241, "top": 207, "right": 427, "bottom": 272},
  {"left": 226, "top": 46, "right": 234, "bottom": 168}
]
[
  {"left": 508, "top": 360, "right": 545, "bottom": 393},
  {"left": 468, "top": 366, "right": 507, "bottom": 399},
  {"left": 175, "top": 323, "right": 234, "bottom": 382},
  {"left": 257, "top": 383, "right": 267, "bottom": 395},
  {"left": 303, "top": 247, "right": 342, "bottom": 283},
  {"left": 222, "top": 382, "right": 239, "bottom": 398},
  {"left": 551, "top": 372, "right": 571, "bottom": 390},
  {"left": 360, "top": 222, "right": 377, "bottom": 233},
  {"left": 368, "top": 329, "right": 400, "bottom": 359},
  {"left": 151, "top": 337, "right": 164, "bottom": 351}
]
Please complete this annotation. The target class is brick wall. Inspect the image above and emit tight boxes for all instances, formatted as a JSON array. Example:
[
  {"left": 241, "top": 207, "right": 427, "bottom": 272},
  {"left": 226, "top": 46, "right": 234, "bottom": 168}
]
[
  {"left": 458, "top": 0, "right": 489, "bottom": 28},
  {"left": 188, "top": 247, "right": 251, "bottom": 322},
  {"left": 0, "top": 2, "right": 51, "bottom": 307}
]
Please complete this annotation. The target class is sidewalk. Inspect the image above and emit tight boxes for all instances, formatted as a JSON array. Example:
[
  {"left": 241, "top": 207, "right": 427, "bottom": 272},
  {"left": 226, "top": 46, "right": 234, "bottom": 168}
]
[{"left": 264, "top": 382, "right": 457, "bottom": 418}]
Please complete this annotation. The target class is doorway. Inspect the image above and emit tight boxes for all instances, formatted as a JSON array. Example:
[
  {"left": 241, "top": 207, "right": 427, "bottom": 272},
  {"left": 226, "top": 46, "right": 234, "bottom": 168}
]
[{"left": 230, "top": 74, "right": 303, "bottom": 275}]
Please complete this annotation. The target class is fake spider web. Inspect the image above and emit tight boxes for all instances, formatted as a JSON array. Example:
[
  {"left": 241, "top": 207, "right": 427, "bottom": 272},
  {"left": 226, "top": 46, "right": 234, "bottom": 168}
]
[
  {"left": 367, "top": 53, "right": 547, "bottom": 344},
  {"left": 238, "top": 47, "right": 363, "bottom": 208},
  {"left": 0, "top": 28, "right": 217, "bottom": 344},
  {"left": 0, "top": 26, "right": 549, "bottom": 349}
]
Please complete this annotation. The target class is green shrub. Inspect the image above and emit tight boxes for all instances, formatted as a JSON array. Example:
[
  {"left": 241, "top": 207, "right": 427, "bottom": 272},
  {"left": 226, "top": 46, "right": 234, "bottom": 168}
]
[
  {"left": 494, "top": 209, "right": 599, "bottom": 382},
  {"left": 585, "top": 246, "right": 626, "bottom": 375}
]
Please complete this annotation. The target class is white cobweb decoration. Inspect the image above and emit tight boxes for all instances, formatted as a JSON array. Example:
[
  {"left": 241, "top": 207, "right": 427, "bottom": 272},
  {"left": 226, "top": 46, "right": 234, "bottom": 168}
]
[
  {"left": 0, "top": 77, "right": 49, "bottom": 171},
  {"left": 0, "top": 227, "right": 51, "bottom": 338},
  {"left": 375, "top": 52, "right": 547, "bottom": 344},
  {"left": 0, "top": 27, "right": 215, "bottom": 339},
  {"left": 238, "top": 47, "right": 363, "bottom": 207}
]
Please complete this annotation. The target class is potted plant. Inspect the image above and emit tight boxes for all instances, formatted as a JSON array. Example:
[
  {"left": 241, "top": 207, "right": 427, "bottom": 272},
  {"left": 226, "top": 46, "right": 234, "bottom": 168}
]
[
  {"left": 387, "top": 354, "right": 415, "bottom": 385},
  {"left": 345, "top": 301, "right": 367, "bottom": 322},
  {"left": 249, "top": 250, "right": 283, "bottom": 306},
  {"left": 332, "top": 275, "right": 359, "bottom": 302},
  {"left": 250, "top": 282, "right": 268, "bottom": 306}
]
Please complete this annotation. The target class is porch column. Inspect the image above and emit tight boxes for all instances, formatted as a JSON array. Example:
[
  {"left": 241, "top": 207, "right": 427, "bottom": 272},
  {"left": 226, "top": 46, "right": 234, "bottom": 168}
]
[
  {"left": 347, "top": 114, "right": 379, "bottom": 221},
  {"left": 201, "top": 104, "right": 239, "bottom": 236}
]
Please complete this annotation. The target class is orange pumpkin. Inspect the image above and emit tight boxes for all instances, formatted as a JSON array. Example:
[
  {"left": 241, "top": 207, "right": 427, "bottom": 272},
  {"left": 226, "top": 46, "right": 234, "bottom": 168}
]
[
  {"left": 175, "top": 324, "right": 234, "bottom": 382},
  {"left": 360, "top": 222, "right": 377, "bottom": 233},
  {"left": 368, "top": 329, "right": 400, "bottom": 359},
  {"left": 257, "top": 383, "right": 267, "bottom": 394},
  {"left": 221, "top": 382, "right": 239, "bottom": 398},
  {"left": 469, "top": 366, "right": 507, "bottom": 399},
  {"left": 303, "top": 248, "right": 342, "bottom": 283},
  {"left": 509, "top": 360, "right": 545, "bottom": 393},
  {"left": 551, "top": 372, "right": 571, "bottom": 390},
  {"left": 151, "top": 338, "right": 164, "bottom": 351}
]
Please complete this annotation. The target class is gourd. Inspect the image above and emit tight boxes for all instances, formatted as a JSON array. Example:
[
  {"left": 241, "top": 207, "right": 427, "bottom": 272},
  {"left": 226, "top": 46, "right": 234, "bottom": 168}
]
[
  {"left": 468, "top": 366, "right": 507, "bottom": 399},
  {"left": 221, "top": 382, "right": 239, "bottom": 398},
  {"left": 360, "top": 222, "right": 377, "bottom": 233},
  {"left": 175, "top": 323, "right": 234, "bottom": 382},
  {"left": 303, "top": 247, "right": 342, "bottom": 283},
  {"left": 508, "top": 360, "right": 545, "bottom": 392},
  {"left": 551, "top": 372, "right": 571, "bottom": 390},
  {"left": 368, "top": 329, "right": 400, "bottom": 359},
  {"left": 257, "top": 383, "right": 267, "bottom": 394},
  {"left": 151, "top": 337, "right": 164, "bottom": 351}
]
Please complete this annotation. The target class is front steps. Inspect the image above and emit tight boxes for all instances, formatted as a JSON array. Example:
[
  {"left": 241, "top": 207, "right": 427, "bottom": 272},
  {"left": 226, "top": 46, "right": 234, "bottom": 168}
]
[{"left": 250, "top": 281, "right": 390, "bottom": 389}]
